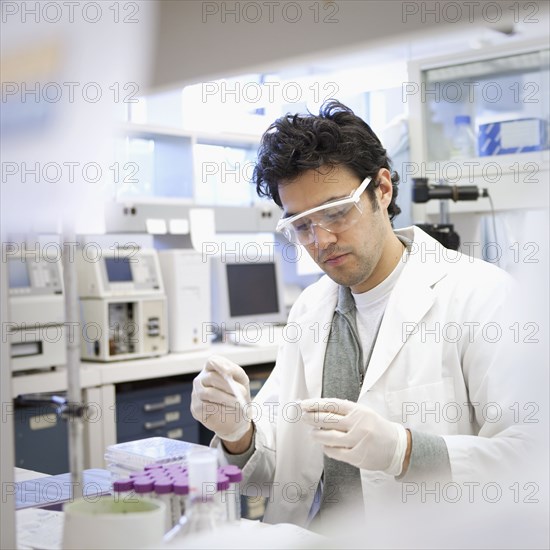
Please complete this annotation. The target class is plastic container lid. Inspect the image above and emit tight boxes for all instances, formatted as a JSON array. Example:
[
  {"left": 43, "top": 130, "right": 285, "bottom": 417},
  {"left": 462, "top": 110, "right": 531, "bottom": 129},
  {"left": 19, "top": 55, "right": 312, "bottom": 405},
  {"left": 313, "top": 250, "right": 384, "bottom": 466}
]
[
  {"left": 150, "top": 474, "right": 173, "bottom": 484},
  {"left": 154, "top": 480, "right": 174, "bottom": 495},
  {"left": 221, "top": 465, "right": 243, "bottom": 483},
  {"left": 165, "top": 464, "right": 186, "bottom": 474},
  {"left": 217, "top": 473, "right": 230, "bottom": 492},
  {"left": 144, "top": 464, "right": 166, "bottom": 471},
  {"left": 454, "top": 115, "right": 471, "bottom": 125},
  {"left": 112, "top": 478, "right": 134, "bottom": 492},
  {"left": 145, "top": 468, "right": 168, "bottom": 477},
  {"left": 173, "top": 476, "right": 189, "bottom": 496},
  {"left": 133, "top": 477, "right": 154, "bottom": 493},
  {"left": 105, "top": 437, "right": 203, "bottom": 471}
]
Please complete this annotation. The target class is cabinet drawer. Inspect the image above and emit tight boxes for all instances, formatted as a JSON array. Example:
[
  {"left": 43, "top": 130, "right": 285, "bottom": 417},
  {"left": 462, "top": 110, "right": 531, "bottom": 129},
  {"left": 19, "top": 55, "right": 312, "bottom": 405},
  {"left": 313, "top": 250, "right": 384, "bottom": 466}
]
[{"left": 115, "top": 380, "right": 195, "bottom": 438}]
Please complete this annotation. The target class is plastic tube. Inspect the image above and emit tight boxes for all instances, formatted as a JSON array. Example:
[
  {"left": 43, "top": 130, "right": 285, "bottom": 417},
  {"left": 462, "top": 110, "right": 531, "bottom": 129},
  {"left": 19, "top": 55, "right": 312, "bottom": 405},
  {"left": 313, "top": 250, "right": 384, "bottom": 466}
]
[
  {"left": 217, "top": 472, "right": 230, "bottom": 522},
  {"left": 221, "top": 465, "right": 242, "bottom": 521},
  {"left": 172, "top": 474, "right": 189, "bottom": 526},
  {"left": 185, "top": 449, "right": 225, "bottom": 532},
  {"left": 112, "top": 477, "right": 136, "bottom": 504},
  {"left": 154, "top": 479, "right": 174, "bottom": 533}
]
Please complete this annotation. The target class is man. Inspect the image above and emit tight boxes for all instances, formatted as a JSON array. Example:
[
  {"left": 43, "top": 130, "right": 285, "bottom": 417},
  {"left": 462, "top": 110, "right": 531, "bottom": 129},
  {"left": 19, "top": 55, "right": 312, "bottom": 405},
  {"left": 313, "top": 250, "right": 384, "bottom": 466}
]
[{"left": 191, "top": 101, "right": 531, "bottom": 533}]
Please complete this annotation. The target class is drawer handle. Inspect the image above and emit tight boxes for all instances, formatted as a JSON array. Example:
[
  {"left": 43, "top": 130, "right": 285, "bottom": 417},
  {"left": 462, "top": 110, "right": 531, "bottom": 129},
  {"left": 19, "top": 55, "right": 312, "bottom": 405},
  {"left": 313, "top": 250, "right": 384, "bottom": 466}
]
[
  {"left": 144, "top": 402, "right": 165, "bottom": 412},
  {"left": 144, "top": 420, "right": 166, "bottom": 430}
]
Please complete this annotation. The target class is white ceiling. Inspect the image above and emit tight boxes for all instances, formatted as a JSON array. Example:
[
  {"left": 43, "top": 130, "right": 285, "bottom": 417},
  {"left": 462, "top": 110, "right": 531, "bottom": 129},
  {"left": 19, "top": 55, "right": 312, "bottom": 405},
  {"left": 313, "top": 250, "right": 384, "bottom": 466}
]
[{"left": 279, "top": 16, "right": 550, "bottom": 79}]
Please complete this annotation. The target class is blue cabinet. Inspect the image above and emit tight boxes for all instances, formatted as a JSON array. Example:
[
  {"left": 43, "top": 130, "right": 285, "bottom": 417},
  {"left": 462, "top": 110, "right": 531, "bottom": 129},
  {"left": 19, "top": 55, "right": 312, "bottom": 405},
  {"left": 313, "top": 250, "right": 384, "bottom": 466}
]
[
  {"left": 14, "top": 399, "right": 69, "bottom": 475},
  {"left": 116, "top": 377, "right": 199, "bottom": 444}
]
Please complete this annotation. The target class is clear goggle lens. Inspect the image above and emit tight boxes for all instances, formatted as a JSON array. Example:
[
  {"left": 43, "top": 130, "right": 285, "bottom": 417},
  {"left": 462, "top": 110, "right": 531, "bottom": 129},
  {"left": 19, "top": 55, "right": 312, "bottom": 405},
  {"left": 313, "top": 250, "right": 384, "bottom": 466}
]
[{"left": 276, "top": 176, "right": 371, "bottom": 245}]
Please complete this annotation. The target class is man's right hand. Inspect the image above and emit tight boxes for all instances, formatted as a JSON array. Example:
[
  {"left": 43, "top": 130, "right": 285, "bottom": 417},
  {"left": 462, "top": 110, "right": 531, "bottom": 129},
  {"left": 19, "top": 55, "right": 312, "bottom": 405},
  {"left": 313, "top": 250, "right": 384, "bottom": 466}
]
[{"left": 191, "top": 355, "right": 253, "bottom": 450}]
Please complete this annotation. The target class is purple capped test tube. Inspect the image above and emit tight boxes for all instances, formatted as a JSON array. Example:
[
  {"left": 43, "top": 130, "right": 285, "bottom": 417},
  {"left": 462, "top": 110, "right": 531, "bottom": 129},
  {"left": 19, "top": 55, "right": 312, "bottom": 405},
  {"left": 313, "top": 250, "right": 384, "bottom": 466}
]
[
  {"left": 154, "top": 479, "right": 174, "bottom": 533},
  {"left": 216, "top": 473, "right": 230, "bottom": 521},
  {"left": 133, "top": 477, "right": 155, "bottom": 499},
  {"left": 221, "top": 465, "right": 243, "bottom": 521},
  {"left": 172, "top": 475, "right": 189, "bottom": 526},
  {"left": 112, "top": 478, "right": 136, "bottom": 503},
  {"left": 112, "top": 477, "right": 133, "bottom": 492}
]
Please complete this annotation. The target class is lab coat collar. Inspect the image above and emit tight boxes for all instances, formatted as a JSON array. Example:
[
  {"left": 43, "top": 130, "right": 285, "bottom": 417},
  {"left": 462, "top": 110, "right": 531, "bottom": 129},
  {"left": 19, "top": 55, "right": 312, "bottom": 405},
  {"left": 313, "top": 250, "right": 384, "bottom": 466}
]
[{"left": 359, "top": 226, "right": 448, "bottom": 396}]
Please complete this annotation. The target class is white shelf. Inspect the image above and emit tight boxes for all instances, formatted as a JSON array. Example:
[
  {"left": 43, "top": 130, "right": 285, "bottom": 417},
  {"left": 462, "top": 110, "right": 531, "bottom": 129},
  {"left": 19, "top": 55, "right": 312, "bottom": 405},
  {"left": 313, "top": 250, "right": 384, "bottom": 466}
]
[
  {"left": 11, "top": 365, "right": 102, "bottom": 398},
  {"left": 422, "top": 150, "right": 549, "bottom": 178},
  {"left": 117, "top": 122, "right": 194, "bottom": 140},
  {"left": 118, "top": 123, "right": 261, "bottom": 148}
]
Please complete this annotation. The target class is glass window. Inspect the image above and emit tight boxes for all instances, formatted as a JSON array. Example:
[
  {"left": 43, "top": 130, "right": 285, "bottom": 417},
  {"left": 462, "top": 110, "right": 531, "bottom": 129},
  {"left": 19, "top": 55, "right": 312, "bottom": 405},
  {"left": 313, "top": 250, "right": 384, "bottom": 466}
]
[{"left": 182, "top": 74, "right": 276, "bottom": 134}]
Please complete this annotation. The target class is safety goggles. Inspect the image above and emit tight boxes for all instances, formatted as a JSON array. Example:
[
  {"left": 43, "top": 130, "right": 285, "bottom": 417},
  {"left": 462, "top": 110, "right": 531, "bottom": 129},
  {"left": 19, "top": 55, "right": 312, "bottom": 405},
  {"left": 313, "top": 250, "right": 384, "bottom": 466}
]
[{"left": 276, "top": 176, "right": 372, "bottom": 245}]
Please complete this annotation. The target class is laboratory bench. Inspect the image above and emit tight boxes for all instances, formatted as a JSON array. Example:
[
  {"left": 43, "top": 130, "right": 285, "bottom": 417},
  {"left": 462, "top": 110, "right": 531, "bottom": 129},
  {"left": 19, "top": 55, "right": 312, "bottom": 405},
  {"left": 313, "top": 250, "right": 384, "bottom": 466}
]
[
  {"left": 11, "top": 343, "right": 278, "bottom": 473},
  {"left": 13, "top": 467, "right": 325, "bottom": 550}
]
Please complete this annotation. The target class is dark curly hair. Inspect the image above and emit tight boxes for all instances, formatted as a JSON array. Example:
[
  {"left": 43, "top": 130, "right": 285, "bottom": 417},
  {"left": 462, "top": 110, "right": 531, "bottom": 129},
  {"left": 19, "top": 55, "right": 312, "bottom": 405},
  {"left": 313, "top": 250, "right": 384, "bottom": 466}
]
[{"left": 253, "top": 100, "right": 401, "bottom": 221}]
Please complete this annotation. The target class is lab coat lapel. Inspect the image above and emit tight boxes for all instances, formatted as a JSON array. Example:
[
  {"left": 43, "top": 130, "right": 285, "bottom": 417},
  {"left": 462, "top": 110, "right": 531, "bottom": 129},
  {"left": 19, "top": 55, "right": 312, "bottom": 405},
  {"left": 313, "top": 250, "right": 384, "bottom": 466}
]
[
  {"left": 359, "top": 228, "right": 448, "bottom": 396},
  {"left": 297, "top": 284, "right": 338, "bottom": 399}
]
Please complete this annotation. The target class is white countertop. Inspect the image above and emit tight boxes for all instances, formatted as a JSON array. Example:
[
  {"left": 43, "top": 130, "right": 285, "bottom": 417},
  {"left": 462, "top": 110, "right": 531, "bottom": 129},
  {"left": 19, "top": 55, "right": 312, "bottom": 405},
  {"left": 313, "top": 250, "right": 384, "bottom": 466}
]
[{"left": 11, "top": 343, "right": 279, "bottom": 397}]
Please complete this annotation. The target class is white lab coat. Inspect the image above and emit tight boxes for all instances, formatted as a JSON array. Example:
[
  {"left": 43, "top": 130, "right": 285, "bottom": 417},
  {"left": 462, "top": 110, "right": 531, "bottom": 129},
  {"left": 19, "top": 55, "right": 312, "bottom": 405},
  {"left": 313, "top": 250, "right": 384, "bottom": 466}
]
[{"left": 237, "top": 226, "right": 532, "bottom": 526}]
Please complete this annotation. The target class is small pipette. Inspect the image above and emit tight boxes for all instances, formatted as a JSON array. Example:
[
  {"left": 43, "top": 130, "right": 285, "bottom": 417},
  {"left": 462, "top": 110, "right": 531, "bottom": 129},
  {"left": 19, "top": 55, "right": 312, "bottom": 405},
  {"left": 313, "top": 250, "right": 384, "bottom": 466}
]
[{"left": 222, "top": 373, "right": 248, "bottom": 410}]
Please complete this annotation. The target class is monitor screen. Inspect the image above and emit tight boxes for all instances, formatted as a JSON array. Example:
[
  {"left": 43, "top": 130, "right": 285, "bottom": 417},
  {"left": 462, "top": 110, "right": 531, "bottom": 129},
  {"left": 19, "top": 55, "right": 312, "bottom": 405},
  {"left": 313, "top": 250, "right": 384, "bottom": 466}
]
[
  {"left": 8, "top": 259, "right": 30, "bottom": 288},
  {"left": 105, "top": 257, "right": 133, "bottom": 282},
  {"left": 211, "top": 253, "right": 287, "bottom": 332},
  {"left": 226, "top": 263, "right": 280, "bottom": 317}
]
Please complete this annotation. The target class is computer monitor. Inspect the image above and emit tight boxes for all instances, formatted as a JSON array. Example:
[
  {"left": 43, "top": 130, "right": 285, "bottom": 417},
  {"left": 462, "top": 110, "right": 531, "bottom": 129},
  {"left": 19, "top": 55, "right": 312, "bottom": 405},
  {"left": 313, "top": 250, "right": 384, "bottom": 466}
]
[
  {"left": 210, "top": 252, "right": 287, "bottom": 334},
  {"left": 76, "top": 249, "right": 164, "bottom": 298}
]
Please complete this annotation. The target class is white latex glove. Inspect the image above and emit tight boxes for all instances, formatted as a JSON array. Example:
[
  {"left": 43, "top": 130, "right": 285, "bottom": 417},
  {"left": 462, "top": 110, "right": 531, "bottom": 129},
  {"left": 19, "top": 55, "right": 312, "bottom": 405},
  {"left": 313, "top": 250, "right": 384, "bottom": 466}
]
[
  {"left": 300, "top": 398, "right": 409, "bottom": 476},
  {"left": 191, "top": 355, "right": 252, "bottom": 442}
]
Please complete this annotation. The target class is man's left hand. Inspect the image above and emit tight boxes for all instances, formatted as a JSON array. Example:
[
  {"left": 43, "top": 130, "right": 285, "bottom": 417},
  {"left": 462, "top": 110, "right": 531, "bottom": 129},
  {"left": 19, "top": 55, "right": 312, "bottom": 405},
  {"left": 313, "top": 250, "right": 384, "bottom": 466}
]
[{"left": 300, "top": 398, "right": 409, "bottom": 476}]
